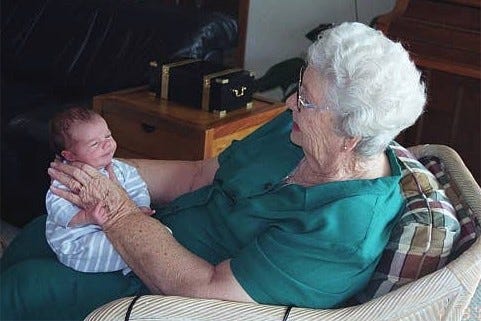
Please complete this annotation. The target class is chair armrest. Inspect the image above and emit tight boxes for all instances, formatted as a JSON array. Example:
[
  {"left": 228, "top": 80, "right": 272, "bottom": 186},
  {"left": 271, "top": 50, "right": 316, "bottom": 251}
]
[{"left": 84, "top": 295, "right": 292, "bottom": 321}]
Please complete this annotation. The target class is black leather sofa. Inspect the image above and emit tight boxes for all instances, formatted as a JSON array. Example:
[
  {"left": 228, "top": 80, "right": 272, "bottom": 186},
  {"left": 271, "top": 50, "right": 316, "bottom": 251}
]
[{"left": 1, "top": 0, "right": 238, "bottom": 226}]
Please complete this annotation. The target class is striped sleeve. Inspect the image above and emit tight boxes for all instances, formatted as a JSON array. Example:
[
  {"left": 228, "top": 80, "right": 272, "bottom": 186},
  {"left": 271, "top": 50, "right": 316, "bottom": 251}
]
[
  {"left": 112, "top": 159, "right": 151, "bottom": 207},
  {"left": 45, "top": 181, "right": 80, "bottom": 227}
]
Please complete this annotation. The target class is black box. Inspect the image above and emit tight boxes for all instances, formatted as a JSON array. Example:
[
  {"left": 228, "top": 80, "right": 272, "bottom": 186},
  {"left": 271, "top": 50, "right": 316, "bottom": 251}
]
[{"left": 149, "top": 59, "right": 255, "bottom": 113}]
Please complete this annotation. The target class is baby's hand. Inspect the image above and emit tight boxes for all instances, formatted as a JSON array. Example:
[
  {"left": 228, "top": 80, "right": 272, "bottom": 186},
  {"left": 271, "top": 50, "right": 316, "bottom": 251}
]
[
  {"left": 139, "top": 206, "right": 155, "bottom": 216},
  {"left": 86, "top": 202, "right": 109, "bottom": 226}
]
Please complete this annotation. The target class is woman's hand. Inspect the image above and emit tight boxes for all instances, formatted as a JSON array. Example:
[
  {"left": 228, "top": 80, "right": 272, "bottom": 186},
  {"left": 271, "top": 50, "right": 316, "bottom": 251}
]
[{"left": 48, "top": 161, "right": 138, "bottom": 229}]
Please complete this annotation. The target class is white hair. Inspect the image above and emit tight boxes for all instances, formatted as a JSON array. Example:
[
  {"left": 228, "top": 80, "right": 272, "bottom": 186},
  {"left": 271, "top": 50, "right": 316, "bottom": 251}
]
[{"left": 307, "top": 22, "right": 426, "bottom": 157}]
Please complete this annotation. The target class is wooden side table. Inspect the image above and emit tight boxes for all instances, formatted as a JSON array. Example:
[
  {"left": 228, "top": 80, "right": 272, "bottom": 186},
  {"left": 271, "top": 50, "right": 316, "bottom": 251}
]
[{"left": 93, "top": 86, "right": 287, "bottom": 160}]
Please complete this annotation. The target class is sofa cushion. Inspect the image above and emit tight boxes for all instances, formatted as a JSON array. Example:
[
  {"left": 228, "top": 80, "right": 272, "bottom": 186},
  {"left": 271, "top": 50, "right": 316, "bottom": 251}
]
[{"left": 355, "top": 143, "right": 461, "bottom": 302}]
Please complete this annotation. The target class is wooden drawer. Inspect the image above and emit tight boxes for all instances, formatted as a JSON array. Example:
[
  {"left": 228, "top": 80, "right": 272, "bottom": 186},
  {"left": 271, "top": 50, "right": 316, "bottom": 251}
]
[{"left": 102, "top": 104, "right": 206, "bottom": 160}]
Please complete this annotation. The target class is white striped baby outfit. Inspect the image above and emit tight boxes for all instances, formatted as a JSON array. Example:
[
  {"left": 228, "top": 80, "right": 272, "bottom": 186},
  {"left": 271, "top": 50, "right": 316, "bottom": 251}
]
[{"left": 46, "top": 159, "right": 151, "bottom": 274}]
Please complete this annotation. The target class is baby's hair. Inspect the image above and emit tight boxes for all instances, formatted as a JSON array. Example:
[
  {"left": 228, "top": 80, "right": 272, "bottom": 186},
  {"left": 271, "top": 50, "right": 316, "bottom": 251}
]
[{"left": 49, "top": 107, "right": 101, "bottom": 156}]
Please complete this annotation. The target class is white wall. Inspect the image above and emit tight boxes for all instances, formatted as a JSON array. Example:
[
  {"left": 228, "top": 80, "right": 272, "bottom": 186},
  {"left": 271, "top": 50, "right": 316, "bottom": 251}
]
[
  {"left": 356, "top": 0, "right": 397, "bottom": 24},
  {"left": 244, "top": 0, "right": 396, "bottom": 100}
]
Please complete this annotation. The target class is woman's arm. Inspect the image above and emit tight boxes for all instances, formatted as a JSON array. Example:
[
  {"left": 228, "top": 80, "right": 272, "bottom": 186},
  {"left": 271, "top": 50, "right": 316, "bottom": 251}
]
[
  {"left": 122, "top": 157, "right": 219, "bottom": 204},
  {"left": 48, "top": 161, "right": 252, "bottom": 303},
  {"left": 106, "top": 211, "right": 253, "bottom": 302}
]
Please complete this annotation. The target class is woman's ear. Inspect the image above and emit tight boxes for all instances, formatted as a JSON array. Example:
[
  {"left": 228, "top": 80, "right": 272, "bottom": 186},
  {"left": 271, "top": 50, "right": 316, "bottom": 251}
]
[
  {"left": 343, "top": 137, "right": 361, "bottom": 152},
  {"left": 61, "top": 150, "right": 76, "bottom": 162}
]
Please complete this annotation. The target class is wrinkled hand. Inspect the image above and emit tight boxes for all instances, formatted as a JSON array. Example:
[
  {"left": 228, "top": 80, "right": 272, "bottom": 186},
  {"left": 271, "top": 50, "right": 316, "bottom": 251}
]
[{"left": 48, "top": 161, "right": 138, "bottom": 229}]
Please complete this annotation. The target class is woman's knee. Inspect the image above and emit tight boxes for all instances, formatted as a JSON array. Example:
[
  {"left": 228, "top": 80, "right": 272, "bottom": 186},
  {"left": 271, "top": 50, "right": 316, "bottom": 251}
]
[{"left": 1, "top": 257, "right": 143, "bottom": 320}]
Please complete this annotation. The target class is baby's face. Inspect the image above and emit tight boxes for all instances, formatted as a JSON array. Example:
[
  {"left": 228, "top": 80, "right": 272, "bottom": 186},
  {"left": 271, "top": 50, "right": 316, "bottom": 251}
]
[{"left": 62, "top": 116, "right": 117, "bottom": 169}]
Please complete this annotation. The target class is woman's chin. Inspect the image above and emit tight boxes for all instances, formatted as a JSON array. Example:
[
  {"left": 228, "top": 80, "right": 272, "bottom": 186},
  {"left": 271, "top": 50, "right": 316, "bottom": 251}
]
[
  {"left": 292, "top": 122, "right": 300, "bottom": 132},
  {"left": 290, "top": 132, "right": 301, "bottom": 146}
]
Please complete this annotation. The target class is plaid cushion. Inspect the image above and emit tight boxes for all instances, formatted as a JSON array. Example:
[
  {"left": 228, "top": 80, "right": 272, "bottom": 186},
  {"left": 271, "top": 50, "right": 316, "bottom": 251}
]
[
  {"left": 419, "top": 155, "right": 480, "bottom": 258},
  {"left": 355, "top": 143, "right": 462, "bottom": 302}
]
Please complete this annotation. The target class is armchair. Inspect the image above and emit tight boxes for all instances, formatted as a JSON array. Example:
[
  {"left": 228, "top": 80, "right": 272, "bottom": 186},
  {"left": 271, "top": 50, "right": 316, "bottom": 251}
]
[{"left": 85, "top": 145, "right": 481, "bottom": 321}]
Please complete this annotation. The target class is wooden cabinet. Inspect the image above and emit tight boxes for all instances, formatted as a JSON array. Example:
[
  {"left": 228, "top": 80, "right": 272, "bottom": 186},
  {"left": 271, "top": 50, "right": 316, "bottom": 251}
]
[
  {"left": 377, "top": 0, "right": 480, "bottom": 183},
  {"left": 93, "top": 86, "right": 287, "bottom": 160}
]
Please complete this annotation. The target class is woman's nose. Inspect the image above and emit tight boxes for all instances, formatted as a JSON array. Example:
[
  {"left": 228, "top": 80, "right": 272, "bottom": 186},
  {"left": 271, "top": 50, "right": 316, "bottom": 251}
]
[{"left": 285, "top": 93, "right": 297, "bottom": 111}]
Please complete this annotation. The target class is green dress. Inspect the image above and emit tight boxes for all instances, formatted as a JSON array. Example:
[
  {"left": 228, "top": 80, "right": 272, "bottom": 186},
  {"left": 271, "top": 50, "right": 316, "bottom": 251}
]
[
  {"left": 159, "top": 110, "right": 404, "bottom": 308},
  {"left": 0, "top": 111, "right": 403, "bottom": 320}
]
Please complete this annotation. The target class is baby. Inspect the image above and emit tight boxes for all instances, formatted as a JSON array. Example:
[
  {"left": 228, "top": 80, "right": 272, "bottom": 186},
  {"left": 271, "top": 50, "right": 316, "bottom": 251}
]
[{"left": 46, "top": 107, "right": 154, "bottom": 274}]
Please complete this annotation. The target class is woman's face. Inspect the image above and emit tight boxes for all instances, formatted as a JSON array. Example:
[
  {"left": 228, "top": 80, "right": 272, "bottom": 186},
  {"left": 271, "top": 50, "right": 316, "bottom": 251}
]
[
  {"left": 287, "top": 65, "right": 345, "bottom": 166},
  {"left": 61, "top": 116, "right": 117, "bottom": 169}
]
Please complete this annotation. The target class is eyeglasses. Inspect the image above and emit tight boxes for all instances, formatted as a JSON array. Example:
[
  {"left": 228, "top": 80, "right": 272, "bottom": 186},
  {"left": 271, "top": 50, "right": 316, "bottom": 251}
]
[{"left": 296, "top": 65, "right": 330, "bottom": 113}]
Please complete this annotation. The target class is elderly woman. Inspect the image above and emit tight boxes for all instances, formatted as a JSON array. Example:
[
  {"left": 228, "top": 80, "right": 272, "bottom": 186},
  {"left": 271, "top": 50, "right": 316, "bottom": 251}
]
[{"left": 1, "top": 22, "right": 426, "bottom": 320}]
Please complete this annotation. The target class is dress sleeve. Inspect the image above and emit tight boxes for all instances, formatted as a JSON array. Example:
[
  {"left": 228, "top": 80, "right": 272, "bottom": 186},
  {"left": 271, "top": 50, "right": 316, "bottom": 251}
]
[
  {"left": 228, "top": 180, "right": 404, "bottom": 309},
  {"left": 230, "top": 229, "right": 359, "bottom": 308}
]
